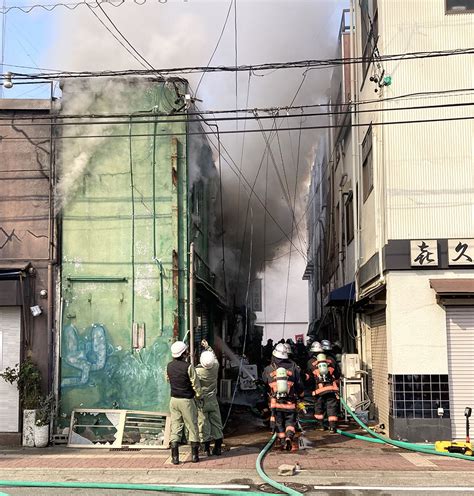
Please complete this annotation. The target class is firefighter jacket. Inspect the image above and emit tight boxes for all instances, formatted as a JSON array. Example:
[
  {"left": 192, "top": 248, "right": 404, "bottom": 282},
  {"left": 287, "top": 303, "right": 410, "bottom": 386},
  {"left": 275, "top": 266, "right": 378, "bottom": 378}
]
[
  {"left": 308, "top": 355, "right": 339, "bottom": 397},
  {"left": 262, "top": 358, "right": 304, "bottom": 411}
]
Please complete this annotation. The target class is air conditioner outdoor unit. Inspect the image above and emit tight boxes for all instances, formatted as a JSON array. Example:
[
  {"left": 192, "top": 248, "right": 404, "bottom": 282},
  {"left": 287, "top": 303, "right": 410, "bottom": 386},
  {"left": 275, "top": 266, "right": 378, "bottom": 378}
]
[{"left": 341, "top": 353, "right": 361, "bottom": 379}]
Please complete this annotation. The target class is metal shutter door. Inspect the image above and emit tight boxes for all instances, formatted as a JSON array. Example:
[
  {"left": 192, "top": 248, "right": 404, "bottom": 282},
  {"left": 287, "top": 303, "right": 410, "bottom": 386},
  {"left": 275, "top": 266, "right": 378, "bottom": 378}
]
[
  {"left": 0, "top": 307, "right": 21, "bottom": 432},
  {"left": 446, "top": 307, "right": 474, "bottom": 440},
  {"left": 370, "top": 311, "right": 389, "bottom": 432}
]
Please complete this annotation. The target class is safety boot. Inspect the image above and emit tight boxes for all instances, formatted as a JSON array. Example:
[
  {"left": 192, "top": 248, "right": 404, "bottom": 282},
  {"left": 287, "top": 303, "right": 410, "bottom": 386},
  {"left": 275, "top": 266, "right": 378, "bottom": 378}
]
[
  {"left": 170, "top": 442, "right": 179, "bottom": 465},
  {"left": 191, "top": 442, "right": 200, "bottom": 463},
  {"left": 212, "top": 438, "right": 223, "bottom": 456},
  {"left": 284, "top": 437, "right": 293, "bottom": 451},
  {"left": 203, "top": 441, "right": 212, "bottom": 457},
  {"left": 328, "top": 423, "right": 337, "bottom": 434}
]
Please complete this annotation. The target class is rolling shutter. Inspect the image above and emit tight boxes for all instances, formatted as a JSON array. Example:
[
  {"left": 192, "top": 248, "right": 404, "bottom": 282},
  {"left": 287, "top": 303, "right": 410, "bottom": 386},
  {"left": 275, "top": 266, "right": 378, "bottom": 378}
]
[
  {"left": 370, "top": 311, "right": 389, "bottom": 433},
  {"left": 446, "top": 307, "right": 474, "bottom": 440},
  {"left": 0, "top": 307, "right": 21, "bottom": 432}
]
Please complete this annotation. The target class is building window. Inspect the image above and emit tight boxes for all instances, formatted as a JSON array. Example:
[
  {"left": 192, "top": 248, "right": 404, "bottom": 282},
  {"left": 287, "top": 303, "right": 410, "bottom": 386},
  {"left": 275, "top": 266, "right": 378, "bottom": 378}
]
[
  {"left": 345, "top": 191, "right": 354, "bottom": 244},
  {"left": 446, "top": 0, "right": 474, "bottom": 13},
  {"left": 362, "top": 125, "right": 373, "bottom": 202},
  {"left": 360, "top": 0, "right": 378, "bottom": 81}
]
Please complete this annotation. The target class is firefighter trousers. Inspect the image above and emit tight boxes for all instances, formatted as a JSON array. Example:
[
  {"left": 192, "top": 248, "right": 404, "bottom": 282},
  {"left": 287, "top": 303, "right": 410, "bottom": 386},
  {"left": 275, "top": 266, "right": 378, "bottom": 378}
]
[
  {"left": 169, "top": 397, "right": 200, "bottom": 444},
  {"left": 272, "top": 409, "right": 297, "bottom": 440},
  {"left": 197, "top": 397, "right": 224, "bottom": 442},
  {"left": 314, "top": 393, "right": 339, "bottom": 428}
]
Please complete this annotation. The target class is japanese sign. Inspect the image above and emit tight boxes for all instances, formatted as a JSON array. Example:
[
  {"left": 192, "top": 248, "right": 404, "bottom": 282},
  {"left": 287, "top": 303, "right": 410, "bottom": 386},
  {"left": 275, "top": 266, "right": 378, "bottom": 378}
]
[
  {"left": 448, "top": 239, "right": 474, "bottom": 266},
  {"left": 410, "top": 240, "right": 438, "bottom": 267}
]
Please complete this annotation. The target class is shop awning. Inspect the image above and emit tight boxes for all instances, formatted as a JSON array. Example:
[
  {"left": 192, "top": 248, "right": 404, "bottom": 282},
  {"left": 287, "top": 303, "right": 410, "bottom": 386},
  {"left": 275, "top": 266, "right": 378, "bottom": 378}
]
[
  {"left": 326, "top": 282, "right": 355, "bottom": 306},
  {"left": 430, "top": 278, "right": 474, "bottom": 295}
]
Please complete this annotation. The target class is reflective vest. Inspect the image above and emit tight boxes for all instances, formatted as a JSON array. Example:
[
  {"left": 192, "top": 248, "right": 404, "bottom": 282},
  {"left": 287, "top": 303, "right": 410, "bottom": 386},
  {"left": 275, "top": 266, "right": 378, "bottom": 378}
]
[{"left": 310, "top": 358, "right": 339, "bottom": 396}]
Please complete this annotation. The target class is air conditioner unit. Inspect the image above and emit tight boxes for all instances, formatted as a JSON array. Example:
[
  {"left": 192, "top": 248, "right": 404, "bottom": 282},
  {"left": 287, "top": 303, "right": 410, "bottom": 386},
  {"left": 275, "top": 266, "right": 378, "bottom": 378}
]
[
  {"left": 341, "top": 353, "right": 361, "bottom": 378},
  {"left": 219, "top": 379, "right": 232, "bottom": 401}
]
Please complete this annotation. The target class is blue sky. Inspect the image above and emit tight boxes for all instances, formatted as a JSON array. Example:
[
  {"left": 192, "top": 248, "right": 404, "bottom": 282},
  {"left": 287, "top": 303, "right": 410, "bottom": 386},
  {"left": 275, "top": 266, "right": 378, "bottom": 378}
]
[{"left": 2, "top": 4, "right": 56, "bottom": 98}]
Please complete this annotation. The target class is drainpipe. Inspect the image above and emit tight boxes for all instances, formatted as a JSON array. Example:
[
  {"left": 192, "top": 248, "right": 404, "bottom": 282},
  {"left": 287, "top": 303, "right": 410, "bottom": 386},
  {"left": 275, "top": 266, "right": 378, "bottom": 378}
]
[
  {"left": 189, "top": 242, "right": 195, "bottom": 365},
  {"left": 350, "top": 0, "right": 364, "bottom": 358}
]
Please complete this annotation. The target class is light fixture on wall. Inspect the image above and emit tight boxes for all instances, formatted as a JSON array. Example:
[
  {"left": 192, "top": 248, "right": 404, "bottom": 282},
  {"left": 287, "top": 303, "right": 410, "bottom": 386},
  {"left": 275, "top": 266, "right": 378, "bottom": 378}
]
[{"left": 39, "top": 289, "right": 48, "bottom": 299}]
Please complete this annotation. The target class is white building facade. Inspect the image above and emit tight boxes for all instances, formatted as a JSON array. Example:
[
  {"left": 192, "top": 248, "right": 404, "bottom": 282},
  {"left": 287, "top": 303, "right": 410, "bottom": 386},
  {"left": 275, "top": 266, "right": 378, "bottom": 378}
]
[{"left": 306, "top": 0, "right": 474, "bottom": 442}]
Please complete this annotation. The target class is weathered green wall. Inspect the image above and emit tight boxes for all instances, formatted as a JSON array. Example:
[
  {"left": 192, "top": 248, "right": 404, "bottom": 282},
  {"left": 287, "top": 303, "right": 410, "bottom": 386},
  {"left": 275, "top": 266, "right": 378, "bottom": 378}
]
[{"left": 59, "top": 79, "right": 189, "bottom": 418}]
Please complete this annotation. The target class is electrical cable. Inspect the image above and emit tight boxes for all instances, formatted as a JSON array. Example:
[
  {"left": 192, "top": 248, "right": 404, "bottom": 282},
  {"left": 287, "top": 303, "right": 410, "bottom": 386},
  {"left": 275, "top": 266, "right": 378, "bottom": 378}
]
[
  {"left": 1, "top": 91, "right": 473, "bottom": 122},
  {"left": 10, "top": 47, "right": 474, "bottom": 79},
  {"left": 5, "top": 114, "right": 471, "bottom": 141},
  {"left": 194, "top": 0, "right": 234, "bottom": 96},
  {"left": 87, "top": 4, "right": 151, "bottom": 71}
]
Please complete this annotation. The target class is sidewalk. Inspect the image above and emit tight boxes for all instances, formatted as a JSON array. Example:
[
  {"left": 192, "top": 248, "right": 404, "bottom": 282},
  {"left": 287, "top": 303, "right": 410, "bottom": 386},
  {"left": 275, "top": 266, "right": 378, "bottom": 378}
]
[{"left": 1, "top": 427, "right": 473, "bottom": 488}]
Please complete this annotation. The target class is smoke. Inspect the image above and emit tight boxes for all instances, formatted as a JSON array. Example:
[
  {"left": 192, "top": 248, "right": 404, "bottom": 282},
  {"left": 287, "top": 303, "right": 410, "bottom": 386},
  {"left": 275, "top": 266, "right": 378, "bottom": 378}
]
[{"left": 50, "top": 0, "right": 344, "bottom": 301}]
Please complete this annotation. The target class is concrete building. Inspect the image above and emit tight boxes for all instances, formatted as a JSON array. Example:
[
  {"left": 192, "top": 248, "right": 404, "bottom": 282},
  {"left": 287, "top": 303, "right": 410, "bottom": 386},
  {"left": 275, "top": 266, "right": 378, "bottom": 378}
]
[
  {"left": 57, "top": 77, "right": 225, "bottom": 423},
  {"left": 0, "top": 98, "right": 57, "bottom": 444},
  {"left": 306, "top": 1, "right": 474, "bottom": 442}
]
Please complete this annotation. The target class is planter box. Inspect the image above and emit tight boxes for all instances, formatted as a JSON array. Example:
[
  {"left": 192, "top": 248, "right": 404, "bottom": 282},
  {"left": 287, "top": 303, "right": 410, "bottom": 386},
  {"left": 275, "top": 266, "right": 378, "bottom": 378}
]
[{"left": 34, "top": 425, "right": 49, "bottom": 448}]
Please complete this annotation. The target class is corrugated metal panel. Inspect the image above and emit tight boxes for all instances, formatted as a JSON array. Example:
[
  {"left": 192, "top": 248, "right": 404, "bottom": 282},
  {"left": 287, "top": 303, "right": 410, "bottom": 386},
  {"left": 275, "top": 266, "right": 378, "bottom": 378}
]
[
  {"left": 370, "top": 311, "right": 389, "bottom": 432},
  {"left": 377, "top": 1, "right": 474, "bottom": 240},
  {"left": 0, "top": 307, "right": 21, "bottom": 432},
  {"left": 446, "top": 307, "right": 474, "bottom": 440}
]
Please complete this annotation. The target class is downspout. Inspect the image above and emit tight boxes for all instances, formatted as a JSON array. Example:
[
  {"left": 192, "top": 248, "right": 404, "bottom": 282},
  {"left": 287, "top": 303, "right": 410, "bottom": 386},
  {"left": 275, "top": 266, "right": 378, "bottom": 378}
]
[
  {"left": 350, "top": 0, "right": 364, "bottom": 356},
  {"left": 151, "top": 117, "right": 165, "bottom": 336},
  {"left": 189, "top": 241, "right": 195, "bottom": 365}
]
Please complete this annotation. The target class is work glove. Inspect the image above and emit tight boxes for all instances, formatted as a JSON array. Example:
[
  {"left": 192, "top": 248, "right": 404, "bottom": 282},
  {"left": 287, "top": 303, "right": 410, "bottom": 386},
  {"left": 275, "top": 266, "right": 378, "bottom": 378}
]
[{"left": 297, "top": 402, "right": 307, "bottom": 414}]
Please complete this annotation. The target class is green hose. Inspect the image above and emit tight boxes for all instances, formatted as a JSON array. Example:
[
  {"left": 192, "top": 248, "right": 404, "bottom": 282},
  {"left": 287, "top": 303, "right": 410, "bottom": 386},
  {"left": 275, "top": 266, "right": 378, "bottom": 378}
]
[
  {"left": 336, "top": 428, "right": 434, "bottom": 449},
  {"left": 255, "top": 433, "right": 304, "bottom": 496},
  {"left": 0, "top": 480, "right": 278, "bottom": 496},
  {"left": 340, "top": 397, "right": 474, "bottom": 461}
]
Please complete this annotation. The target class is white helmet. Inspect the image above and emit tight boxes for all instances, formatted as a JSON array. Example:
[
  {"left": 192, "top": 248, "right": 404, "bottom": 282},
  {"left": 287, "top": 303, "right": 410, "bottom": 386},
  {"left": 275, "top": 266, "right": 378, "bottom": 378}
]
[
  {"left": 321, "top": 339, "right": 332, "bottom": 351},
  {"left": 310, "top": 341, "right": 323, "bottom": 353},
  {"left": 171, "top": 341, "right": 188, "bottom": 358},
  {"left": 200, "top": 350, "right": 216, "bottom": 369},
  {"left": 272, "top": 343, "right": 288, "bottom": 359}
]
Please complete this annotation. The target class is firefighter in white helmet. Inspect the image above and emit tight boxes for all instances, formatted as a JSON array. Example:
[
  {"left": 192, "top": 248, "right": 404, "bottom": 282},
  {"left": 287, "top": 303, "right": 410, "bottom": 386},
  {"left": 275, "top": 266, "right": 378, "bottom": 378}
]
[
  {"left": 307, "top": 340, "right": 340, "bottom": 433},
  {"left": 195, "top": 340, "right": 224, "bottom": 457},
  {"left": 166, "top": 341, "right": 202, "bottom": 465},
  {"left": 262, "top": 343, "right": 304, "bottom": 450}
]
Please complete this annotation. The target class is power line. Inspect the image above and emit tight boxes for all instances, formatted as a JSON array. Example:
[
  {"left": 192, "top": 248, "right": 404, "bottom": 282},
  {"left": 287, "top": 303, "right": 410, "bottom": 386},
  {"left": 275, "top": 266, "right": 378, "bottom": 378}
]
[
  {"left": 3, "top": 114, "right": 474, "bottom": 140},
  {"left": 194, "top": 0, "right": 234, "bottom": 97},
  {"left": 1, "top": 94, "right": 472, "bottom": 124},
  {"left": 0, "top": 0, "right": 143, "bottom": 14},
  {"left": 8, "top": 47, "right": 474, "bottom": 80}
]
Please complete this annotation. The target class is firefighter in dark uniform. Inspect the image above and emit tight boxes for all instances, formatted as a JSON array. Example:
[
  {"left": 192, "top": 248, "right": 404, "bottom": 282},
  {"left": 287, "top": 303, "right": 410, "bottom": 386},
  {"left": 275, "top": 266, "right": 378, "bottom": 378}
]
[
  {"left": 166, "top": 341, "right": 201, "bottom": 465},
  {"left": 263, "top": 343, "right": 304, "bottom": 450},
  {"left": 308, "top": 347, "right": 340, "bottom": 433}
]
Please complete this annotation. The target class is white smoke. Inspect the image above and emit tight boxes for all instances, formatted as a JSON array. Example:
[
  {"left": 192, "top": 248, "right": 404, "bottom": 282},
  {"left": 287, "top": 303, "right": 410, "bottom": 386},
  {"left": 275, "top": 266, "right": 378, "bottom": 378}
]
[{"left": 50, "top": 0, "right": 345, "bottom": 300}]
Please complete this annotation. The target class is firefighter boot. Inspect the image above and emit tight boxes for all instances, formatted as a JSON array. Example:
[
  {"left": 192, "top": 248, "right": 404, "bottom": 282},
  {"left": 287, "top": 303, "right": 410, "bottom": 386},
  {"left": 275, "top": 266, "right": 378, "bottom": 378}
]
[
  {"left": 328, "top": 421, "right": 337, "bottom": 434},
  {"left": 203, "top": 441, "right": 212, "bottom": 457},
  {"left": 212, "top": 438, "right": 223, "bottom": 456},
  {"left": 191, "top": 442, "right": 200, "bottom": 463},
  {"left": 170, "top": 442, "right": 179, "bottom": 465}
]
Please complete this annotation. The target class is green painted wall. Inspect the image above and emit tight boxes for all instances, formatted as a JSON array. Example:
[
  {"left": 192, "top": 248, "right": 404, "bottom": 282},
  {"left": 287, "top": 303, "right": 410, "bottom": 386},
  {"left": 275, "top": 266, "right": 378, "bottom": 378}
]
[{"left": 59, "top": 79, "right": 191, "bottom": 419}]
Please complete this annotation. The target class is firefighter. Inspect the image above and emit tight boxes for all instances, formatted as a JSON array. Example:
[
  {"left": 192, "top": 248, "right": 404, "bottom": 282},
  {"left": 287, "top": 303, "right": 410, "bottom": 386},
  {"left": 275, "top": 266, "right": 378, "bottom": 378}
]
[
  {"left": 263, "top": 343, "right": 304, "bottom": 450},
  {"left": 166, "top": 341, "right": 201, "bottom": 465},
  {"left": 196, "top": 340, "right": 224, "bottom": 457},
  {"left": 308, "top": 348, "right": 340, "bottom": 433},
  {"left": 321, "top": 339, "right": 340, "bottom": 374}
]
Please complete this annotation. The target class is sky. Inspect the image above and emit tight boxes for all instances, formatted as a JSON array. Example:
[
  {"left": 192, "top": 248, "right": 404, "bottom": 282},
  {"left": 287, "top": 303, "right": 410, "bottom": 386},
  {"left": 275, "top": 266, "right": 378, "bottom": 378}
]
[{"left": 1, "top": 0, "right": 346, "bottom": 334}]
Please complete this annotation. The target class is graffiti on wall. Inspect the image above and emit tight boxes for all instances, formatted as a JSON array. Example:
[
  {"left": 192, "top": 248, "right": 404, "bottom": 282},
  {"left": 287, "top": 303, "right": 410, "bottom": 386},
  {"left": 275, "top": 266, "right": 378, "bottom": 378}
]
[
  {"left": 61, "top": 321, "right": 171, "bottom": 414},
  {"left": 61, "top": 324, "right": 109, "bottom": 387}
]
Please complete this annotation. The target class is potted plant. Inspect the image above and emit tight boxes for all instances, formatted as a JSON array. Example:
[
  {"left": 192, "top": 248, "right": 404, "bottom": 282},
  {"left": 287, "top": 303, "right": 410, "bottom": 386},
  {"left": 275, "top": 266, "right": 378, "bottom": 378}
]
[
  {"left": 0, "top": 358, "right": 42, "bottom": 447},
  {"left": 34, "top": 393, "right": 54, "bottom": 448}
]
